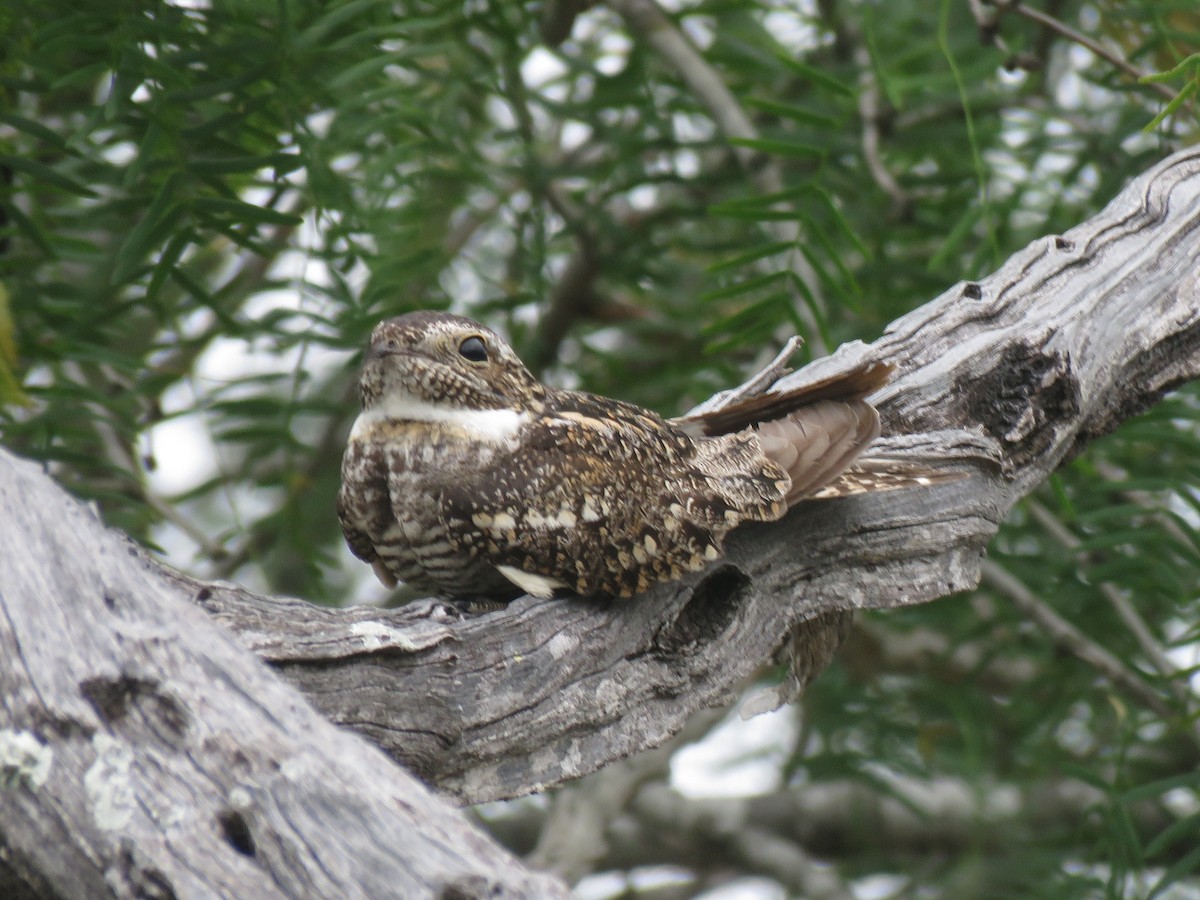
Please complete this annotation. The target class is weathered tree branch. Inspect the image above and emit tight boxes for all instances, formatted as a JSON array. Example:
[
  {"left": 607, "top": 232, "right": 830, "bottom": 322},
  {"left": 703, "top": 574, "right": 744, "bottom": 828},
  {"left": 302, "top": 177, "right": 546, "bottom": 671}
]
[
  {"left": 3, "top": 145, "right": 1199, "bottom": 867},
  {"left": 220, "top": 145, "right": 1200, "bottom": 802},
  {"left": 482, "top": 773, "right": 1179, "bottom": 881},
  {"left": 0, "top": 457, "right": 566, "bottom": 897}
]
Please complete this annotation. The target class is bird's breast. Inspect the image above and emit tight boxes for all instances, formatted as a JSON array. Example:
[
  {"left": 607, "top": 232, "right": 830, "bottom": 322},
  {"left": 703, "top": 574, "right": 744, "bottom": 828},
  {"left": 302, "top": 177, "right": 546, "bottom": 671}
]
[{"left": 349, "top": 396, "right": 530, "bottom": 445}]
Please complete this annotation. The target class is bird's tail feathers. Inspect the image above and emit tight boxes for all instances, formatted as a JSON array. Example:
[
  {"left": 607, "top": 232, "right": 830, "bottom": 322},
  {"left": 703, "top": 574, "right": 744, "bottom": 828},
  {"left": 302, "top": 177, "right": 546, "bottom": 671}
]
[
  {"left": 680, "top": 361, "right": 893, "bottom": 437},
  {"left": 805, "top": 457, "right": 965, "bottom": 500},
  {"left": 755, "top": 399, "right": 881, "bottom": 505}
]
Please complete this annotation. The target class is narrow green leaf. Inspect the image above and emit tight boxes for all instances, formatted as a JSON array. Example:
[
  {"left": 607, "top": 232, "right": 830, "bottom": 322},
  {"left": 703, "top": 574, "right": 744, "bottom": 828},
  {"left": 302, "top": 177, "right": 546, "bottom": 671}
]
[
  {"left": 146, "top": 230, "right": 194, "bottom": 304},
  {"left": 2, "top": 201, "right": 56, "bottom": 256},
  {"left": 2, "top": 156, "right": 98, "bottom": 198},
  {"left": 1139, "top": 52, "right": 1200, "bottom": 84},
  {"left": 1148, "top": 843, "right": 1200, "bottom": 898},
  {"left": 1143, "top": 80, "right": 1198, "bottom": 133},
  {"left": 188, "top": 153, "right": 299, "bottom": 176},
  {"left": 216, "top": 425, "right": 304, "bottom": 448},
  {"left": 0, "top": 284, "right": 30, "bottom": 407},
  {"left": 728, "top": 136, "right": 823, "bottom": 159},
  {"left": 772, "top": 55, "right": 856, "bottom": 96},
  {"left": 191, "top": 197, "right": 302, "bottom": 226},
  {"left": 742, "top": 97, "right": 840, "bottom": 128},
  {"left": 927, "top": 203, "right": 983, "bottom": 271},
  {"left": 295, "top": 0, "right": 391, "bottom": 48},
  {"left": 48, "top": 60, "right": 109, "bottom": 92},
  {"left": 808, "top": 186, "right": 869, "bottom": 257},
  {"left": 166, "top": 65, "right": 272, "bottom": 103},
  {"left": 1144, "top": 810, "right": 1200, "bottom": 859},
  {"left": 327, "top": 55, "right": 395, "bottom": 91},
  {"left": 112, "top": 174, "right": 184, "bottom": 285},
  {"left": 701, "top": 270, "right": 789, "bottom": 302},
  {"left": 0, "top": 112, "right": 73, "bottom": 151},
  {"left": 708, "top": 206, "right": 802, "bottom": 222},
  {"left": 710, "top": 184, "right": 814, "bottom": 212},
  {"left": 1120, "top": 771, "right": 1200, "bottom": 805},
  {"left": 706, "top": 241, "right": 794, "bottom": 273}
]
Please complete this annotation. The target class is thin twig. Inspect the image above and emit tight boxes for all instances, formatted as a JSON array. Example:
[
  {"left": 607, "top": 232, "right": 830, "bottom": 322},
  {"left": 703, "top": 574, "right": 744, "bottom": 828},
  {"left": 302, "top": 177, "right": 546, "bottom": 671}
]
[
  {"left": 1025, "top": 499, "right": 1195, "bottom": 704},
  {"left": 1093, "top": 459, "right": 1200, "bottom": 556},
  {"left": 980, "top": 559, "right": 1186, "bottom": 730},
  {"left": 606, "top": 0, "right": 759, "bottom": 162},
  {"left": 855, "top": 45, "right": 911, "bottom": 217},
  {"left": 991, "top": 0, "right": 1176, "bottom": 100},
  {"left": 606, "top": 0, "right": 826, "bottom": 352}
]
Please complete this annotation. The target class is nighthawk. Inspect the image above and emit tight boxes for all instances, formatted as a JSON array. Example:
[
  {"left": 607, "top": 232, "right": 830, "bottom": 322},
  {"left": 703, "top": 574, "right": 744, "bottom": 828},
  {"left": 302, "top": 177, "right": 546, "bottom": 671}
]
[{"left": 338, "top": 311, "right": 929, "bottom": 601}]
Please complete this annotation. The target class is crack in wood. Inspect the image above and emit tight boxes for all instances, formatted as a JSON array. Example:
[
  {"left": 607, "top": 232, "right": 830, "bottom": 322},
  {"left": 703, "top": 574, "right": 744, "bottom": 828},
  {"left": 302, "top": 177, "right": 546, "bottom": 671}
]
[{"left": 960, "top": 341, "right": 1081, "bottom": 464}]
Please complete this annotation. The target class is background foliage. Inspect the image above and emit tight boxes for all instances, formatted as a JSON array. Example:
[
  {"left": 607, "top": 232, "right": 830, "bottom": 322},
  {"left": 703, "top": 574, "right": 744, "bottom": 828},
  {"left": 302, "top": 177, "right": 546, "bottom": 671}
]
[{"left": 2, "top": 0, "right": 1199, "bottom": 896}]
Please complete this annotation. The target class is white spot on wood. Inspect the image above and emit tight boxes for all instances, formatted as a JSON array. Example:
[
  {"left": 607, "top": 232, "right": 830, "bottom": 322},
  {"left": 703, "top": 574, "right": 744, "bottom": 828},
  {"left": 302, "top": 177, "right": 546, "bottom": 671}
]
[
  {"left": 85, "top": 734, "right": 135, "bottom": 830},
  {"left": 0, "top": 729, "right": 53, "bottom": 790},
  {"left": 545, "top": 632, "right": 578, "bottom": 659},
  {"left": 594, "top": 680, "right": 623, "bottom": 716},
  {"left": 349, "top": 621, "right": 421, "bottom": 652},
  {"left": 280, "top": 757, "right": 306, "bottom": 781},
  {"left": 228, "top": 786, "right": 253, "bottom": 810},
  {"left": 560, "top": 740, "right": 585, "bottom": 779}
]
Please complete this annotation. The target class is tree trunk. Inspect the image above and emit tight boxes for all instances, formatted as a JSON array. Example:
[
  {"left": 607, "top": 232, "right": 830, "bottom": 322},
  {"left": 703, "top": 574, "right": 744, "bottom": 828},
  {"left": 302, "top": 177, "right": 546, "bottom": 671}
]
[
  {"left": 0, "top": 455, "right": 565, "bottom": 897},
  {"left": 3, "top": 145, "right": 1199, "bottom": 893}
]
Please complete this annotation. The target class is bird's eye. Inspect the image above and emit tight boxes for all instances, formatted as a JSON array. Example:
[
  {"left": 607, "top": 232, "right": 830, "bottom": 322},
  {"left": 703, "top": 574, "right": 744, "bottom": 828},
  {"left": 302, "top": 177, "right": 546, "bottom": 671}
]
[{"left": 458, "top": 336, "right": 488, "bottom": 363}]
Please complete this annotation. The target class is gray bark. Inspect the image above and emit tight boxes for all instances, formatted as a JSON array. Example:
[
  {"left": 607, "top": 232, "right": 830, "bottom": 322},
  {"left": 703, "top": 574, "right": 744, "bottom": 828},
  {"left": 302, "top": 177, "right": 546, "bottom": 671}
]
[
  {"left": 0, "top": 456, "right": 566, "bottom": 897},
  {"left": 2, "top": 145, "right": 1199, "bottom": 893},
  {"left": 483, "top": 774, "right": 1178, "bottom": 888},
  {"left": 210, "top": 146, "right": 1200, "bottom": 803}
]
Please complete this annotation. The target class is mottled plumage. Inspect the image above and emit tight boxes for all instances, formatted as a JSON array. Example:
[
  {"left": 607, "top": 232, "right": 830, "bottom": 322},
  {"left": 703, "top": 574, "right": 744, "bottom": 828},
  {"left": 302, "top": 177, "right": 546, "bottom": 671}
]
[{"left": 337, "top": 312, "right": 907, "bottom": 601}]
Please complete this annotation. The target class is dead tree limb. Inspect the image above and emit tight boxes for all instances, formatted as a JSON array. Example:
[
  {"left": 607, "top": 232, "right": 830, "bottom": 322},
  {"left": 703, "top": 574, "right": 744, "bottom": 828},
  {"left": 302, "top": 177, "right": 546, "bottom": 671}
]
[
  {"left": 0, "top": 454, "right": 566, "bottom": 898},
  {"left": 3, "top": 147, "right": 1199, "bottom": 837},
  {"left": 482, "top": 774, "right": 1179, "bottom": 882}
]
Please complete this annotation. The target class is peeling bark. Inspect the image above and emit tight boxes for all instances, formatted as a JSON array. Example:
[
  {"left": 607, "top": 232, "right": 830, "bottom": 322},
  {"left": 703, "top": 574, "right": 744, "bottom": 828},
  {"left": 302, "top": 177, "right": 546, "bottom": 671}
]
[
  {"left": 0, "top": 457, "right": 565, "bottom": 897},
  {"left": 204, "top": 148, "right": 1199, "bottom": 804},
  {"left": 2, "top": 146, "right": 1199, "bottom": 893}
]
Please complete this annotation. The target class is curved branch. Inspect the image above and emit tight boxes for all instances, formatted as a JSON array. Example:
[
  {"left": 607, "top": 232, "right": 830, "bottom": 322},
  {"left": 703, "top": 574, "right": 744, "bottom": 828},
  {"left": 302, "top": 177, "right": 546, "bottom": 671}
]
[
  {"left": 483, "top": 774, "right": 1179, "bottom": 875},
  {"left": 606, "top": 0, "right": 827, "bottom": 350},
  {"left": 991, "top": 0, "right": 1176, "bottom": 100},
  {"left": 5, "top": 147, "right": 1200, "bottom": 817},
  {"left": 0, "top": 456, "right": 565, "bottom": 897}
]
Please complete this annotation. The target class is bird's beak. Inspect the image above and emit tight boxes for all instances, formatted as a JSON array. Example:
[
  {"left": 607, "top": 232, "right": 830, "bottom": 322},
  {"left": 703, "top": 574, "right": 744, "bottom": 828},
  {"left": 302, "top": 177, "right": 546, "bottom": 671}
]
[{"left": 366, "top": 339, "right": 401, "bottom": 363}]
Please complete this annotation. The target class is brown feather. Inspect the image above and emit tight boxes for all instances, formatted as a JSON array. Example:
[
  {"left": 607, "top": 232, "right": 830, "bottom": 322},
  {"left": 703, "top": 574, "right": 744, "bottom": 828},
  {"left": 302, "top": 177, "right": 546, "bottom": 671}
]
[
  {"left": 337, "top": 312, "right": 951, "bottom": 602},
  {"left": 755, "top": 399, "right": 881, "bottom": 504},
  {"left": 676, "top": 361, "right": 893, "bottom": 437}
]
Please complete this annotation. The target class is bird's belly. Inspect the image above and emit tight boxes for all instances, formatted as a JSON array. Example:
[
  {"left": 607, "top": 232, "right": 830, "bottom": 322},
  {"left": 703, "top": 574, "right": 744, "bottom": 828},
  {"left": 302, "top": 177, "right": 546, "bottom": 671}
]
[
  {"left": 373, "top": 495, "right": 508, "bottom": 597},
  {"left": 370, "top": 432, "right": 514, "bottom": 598}
]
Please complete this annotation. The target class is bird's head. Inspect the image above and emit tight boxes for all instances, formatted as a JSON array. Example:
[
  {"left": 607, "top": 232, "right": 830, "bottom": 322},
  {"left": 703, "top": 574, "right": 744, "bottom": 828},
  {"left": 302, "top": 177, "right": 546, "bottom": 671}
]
[{"left": 357, "top": 311, "right": 545, "bottom": 414}]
